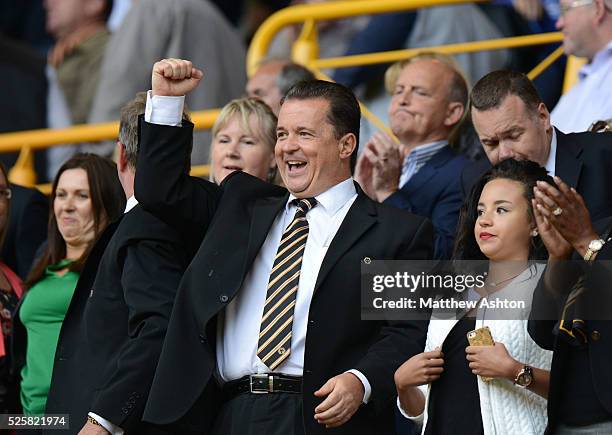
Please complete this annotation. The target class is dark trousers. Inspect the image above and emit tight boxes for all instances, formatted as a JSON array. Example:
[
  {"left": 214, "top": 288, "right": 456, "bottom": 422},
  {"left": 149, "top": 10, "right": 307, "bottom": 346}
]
[{"left": 212, "top": 393, "right": 304, "bottom": 435}]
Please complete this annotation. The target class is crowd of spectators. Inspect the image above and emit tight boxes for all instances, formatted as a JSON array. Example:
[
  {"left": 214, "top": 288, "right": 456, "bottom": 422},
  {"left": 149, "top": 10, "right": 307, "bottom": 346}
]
[{"left": 0, "top": 0, "right": 611, "bottom": 434}]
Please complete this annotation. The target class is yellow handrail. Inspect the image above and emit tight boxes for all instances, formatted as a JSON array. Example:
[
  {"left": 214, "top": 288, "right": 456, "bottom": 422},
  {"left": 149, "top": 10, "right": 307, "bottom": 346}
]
[
  {"left": 248, "top": 0, "right": 487, "bottom": 75},
  {"left": 34, "top": 164, "right": 211, "bottom": 195},
  {"left": 310, "top": 33, "right": 564, "bottom": 70},
  {"left": 0, "top": 109, "right": 221, "bottom": 153}
]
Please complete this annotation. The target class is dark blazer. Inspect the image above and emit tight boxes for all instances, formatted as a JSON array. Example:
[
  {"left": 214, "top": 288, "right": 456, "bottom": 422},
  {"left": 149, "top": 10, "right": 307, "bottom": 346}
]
[
  {"left": 528, "top": 217, "right": 612, "bottom": 433},
  {"left": 44, "top": 205, "right": 191, "bottom": 434},
  {"left": 2, "top": 184, "right": 47, "bottom": 279},
  {"left": 134, "top": 120, "right": 433, "bottom": 435},
  {"left": 460, "top": 129, "right": 612, "bottom": 221},
  {"left": 383, "top": 146, "right": 468, "bottom": 259}
]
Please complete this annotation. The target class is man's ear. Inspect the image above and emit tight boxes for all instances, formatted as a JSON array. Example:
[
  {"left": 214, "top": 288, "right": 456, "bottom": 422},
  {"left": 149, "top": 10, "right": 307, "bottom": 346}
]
[
  {"left": 594, "top": 0, "right": 609, "bottom": 22},
  {"left": 536, "top": 102, "right": 551, "bottom": 130},
  {"left": 444, "top": 102, "right": 465, "bottom": 128},
  {"left": 338, "top": 133, "right": 357, "bottom": 161},
  {"left": 85, "top": 0, "right": 106, "bottom": 19},
  {"left": 117, "top": 141, "right": 128, "bottom": 172}
]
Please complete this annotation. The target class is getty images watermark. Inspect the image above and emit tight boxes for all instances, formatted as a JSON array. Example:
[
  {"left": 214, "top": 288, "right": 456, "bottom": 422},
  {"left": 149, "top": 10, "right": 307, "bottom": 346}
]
[{"left": 361, "top": 260, "right": 543, "bottom": 321}]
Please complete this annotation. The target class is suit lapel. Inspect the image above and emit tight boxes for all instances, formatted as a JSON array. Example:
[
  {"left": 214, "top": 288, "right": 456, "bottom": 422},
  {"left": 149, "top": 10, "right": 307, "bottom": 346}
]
[
  {"left": 314, "top": 191, "right": 377, "bottom": 293},
  {"left": 244, "top": 194, "right": 289, "bottom": 271},
  {"left": 555, "top": 129, "right": 583, "bottom": 187}
]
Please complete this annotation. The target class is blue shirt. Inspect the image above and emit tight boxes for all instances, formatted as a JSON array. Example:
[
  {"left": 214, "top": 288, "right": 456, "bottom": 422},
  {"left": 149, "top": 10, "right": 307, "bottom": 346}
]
[{"left": 399, "top": 140, "right": 448, "bottom": 188}]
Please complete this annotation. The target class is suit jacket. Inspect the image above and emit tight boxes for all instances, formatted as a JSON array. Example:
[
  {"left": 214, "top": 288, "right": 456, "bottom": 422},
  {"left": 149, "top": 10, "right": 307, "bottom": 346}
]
[
  {"left": 134, "top": 120, "right": 433, "bottom": 435},
  {"left": 1, "top": 184, "right": 48, "bottom": 280},
  {"left": 460, "top": 129, "right": 612, "bottom": 221},
  {"left": 44, "top": 205, "right": 191, "bottom": 434},
  {"left": 528, "top": 217, "right": 612, "bottom": 433},
  {"left": 383, "top": 146, "right": 468, "bottom": 259}
]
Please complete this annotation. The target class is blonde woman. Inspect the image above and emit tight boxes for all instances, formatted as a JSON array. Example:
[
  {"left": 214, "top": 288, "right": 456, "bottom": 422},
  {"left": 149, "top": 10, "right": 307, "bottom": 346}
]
[{"left": 210, "top": 98, "right": 280, "bottom": 185}]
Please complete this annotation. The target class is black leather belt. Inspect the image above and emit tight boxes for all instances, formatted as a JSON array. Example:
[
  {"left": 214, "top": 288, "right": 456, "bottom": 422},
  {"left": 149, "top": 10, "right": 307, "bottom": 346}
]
[{"left": 223, "top": 374, "right": 302, "bottom": 399}]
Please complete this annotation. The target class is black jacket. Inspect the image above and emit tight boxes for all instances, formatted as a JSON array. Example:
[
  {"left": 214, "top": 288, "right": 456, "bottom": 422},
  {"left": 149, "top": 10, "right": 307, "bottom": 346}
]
[
  {"left": 528, "top": 217, "right": 612, "bottom": 433},
  {"left": 134, "top": 120, "right": 433, "bottom": 435},
  {"left": 44, "top": 205, "right": 192, "bottom": 434}
]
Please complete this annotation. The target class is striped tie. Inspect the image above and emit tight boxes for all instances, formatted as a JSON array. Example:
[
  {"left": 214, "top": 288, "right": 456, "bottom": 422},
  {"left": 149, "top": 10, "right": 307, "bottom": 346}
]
[{"left": 257, "top": 197, "right": 317, "bottom": 370}]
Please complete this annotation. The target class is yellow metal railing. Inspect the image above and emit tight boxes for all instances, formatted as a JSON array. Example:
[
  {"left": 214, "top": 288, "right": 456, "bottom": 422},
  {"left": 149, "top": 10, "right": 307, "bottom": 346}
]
[{"left": 1, "top": 0, "right": 579, "bottom": 192}]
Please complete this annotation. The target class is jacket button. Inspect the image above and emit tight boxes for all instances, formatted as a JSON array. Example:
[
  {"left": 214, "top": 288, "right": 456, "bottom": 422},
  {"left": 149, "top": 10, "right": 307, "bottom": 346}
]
[
  {"left": 220, "top": 295, "right": 229, "bottom": 303},
  {"left": 199, "top": 333, "right": 206, "bottom": 343},
  {"left": 591, "top": 330, "right": 601, "bottom": 341}
]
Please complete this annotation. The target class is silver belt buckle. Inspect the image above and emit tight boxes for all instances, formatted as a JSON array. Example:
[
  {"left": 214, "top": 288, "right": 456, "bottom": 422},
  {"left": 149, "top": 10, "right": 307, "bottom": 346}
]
[{"left": 250, "top": 374, "right": 272, "bottom": 394}]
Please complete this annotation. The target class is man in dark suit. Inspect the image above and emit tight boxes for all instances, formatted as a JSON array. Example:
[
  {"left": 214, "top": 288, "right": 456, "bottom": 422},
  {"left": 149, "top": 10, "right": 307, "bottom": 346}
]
[
  {"left": 2, "top": 183, "right": 47, "bottom": 279},
  {"left": 461, "top": 70, "right": 612, "bottom": 221},
  {"left": 135, "top": 59, "right": 433, "bottom": 435},
  {"left": 45, "top": 93, "right": 192, "bottom": 435},
  {"left": 528, "top": 176, "right": 612, "bottom": 433},
  {"left": 355, "top": 53, "right": 469, "bottom": 259}
]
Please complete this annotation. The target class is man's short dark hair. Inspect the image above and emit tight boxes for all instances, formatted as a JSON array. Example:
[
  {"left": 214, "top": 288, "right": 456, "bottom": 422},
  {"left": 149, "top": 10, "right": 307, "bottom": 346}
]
[
  {"left": 281, "top": 80, "right": 360, "bottom": 173},
  {"left": 277, "top": 63, "right": 316, "bottom": 96},
  {"left": 470, "top": 70, "right": 543, "bottom": 114},
  {"left": 103, "top": 0, "right": 114, "bottom": 22}
]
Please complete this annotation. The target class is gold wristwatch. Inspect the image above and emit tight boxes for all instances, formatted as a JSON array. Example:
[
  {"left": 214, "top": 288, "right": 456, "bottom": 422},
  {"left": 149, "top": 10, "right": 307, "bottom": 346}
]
[
  {"left": 584, "top": 239, "right": 606, "bottom": 261},
  {"left": 514, "top": 365, "right": 533, "bottom": 388}
]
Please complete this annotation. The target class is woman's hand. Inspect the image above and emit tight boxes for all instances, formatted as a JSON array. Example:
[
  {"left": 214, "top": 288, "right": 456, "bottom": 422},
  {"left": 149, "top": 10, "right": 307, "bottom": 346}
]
[
  {"left": 465, "top": 342, "right": 521, "bottom": 380},
  {"left": 395, "top": 349, "right": 444, "bottom": 390},
  {"left": 395, "top": 350, "right": 444, "bottom": 418}
]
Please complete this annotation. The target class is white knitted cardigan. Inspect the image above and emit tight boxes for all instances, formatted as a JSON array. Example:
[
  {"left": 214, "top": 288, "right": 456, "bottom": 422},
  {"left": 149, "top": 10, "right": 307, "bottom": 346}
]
[{"left": 400, "top": 264, "right": 552, "bottom": 435}]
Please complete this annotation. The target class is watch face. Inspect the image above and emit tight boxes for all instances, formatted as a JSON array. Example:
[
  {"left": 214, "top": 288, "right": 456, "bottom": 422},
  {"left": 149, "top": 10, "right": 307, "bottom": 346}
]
[
  {"left": 517, "top": 372, "right": 533, "bottom": 387},
  {"left": 590, "top": 240, "right": 604, "bottom": 251}
]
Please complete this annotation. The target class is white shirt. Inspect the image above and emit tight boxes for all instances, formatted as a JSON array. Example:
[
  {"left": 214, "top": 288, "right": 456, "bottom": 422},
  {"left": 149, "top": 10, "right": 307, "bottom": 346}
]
[
  {"left": 124, "top": 195, "right": 138, "bottom": 213},
  {"left": 144, "top": 93, "right": 372, "bottom": 402},
  {"left": 551, "top": 41, "right": 612, "bottom": 133},
  {"left": 544, "top": 128, "right": 558, "bottom": 177}
]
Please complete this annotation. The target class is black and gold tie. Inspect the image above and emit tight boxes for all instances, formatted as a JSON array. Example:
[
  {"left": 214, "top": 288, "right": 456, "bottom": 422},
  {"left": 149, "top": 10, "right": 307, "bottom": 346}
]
[{"left": 257, "top": 197, "right": 317, "bottom": 370}]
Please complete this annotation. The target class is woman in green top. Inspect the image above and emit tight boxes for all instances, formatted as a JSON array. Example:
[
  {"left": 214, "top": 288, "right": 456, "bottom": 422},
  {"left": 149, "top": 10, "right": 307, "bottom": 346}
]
[{"left": 15, "top": 154, "right": 124, "bottom": 416}]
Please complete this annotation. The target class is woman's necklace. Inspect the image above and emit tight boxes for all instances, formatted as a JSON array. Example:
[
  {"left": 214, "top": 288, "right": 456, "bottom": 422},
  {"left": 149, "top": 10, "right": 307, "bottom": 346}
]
[{"left": 485, "top": 269, "right": 525, "bottom": 289}]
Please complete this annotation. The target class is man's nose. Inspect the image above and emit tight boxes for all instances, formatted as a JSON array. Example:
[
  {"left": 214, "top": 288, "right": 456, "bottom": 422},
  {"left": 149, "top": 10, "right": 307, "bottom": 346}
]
[{"left": 498, "top": 144, "right": 515, "bottom": 161}]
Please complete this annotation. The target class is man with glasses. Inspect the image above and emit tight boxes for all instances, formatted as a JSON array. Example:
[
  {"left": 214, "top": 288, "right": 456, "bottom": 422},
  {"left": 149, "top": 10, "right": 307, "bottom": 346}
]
[{"left": 551, "top": 0, "right": 612, "bottom": 132}]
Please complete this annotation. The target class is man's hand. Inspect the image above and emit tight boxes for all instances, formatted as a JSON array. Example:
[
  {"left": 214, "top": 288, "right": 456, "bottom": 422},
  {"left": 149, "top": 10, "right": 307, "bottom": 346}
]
[
  {"left": 151, "top": 59, "right": 203, "bottom": 97},
  {"left": 77, "top": 421, "right": 110, "bottom": 435},
  {"left": 314, "top": 372, "right": 364, "bottom": 428},
  {"left": 361, "top": 133, "right": 402, "bottom": 202},
  {"left": 533, "top": 177, "right": 599, "bottom": 258},
  {"left": 532, "top": 197, "right": 572, "bottom": 260},
  {"left": 466, "top": 342, "right": 521, "bottom": 380},
  {"left": 354, "top": 152, "right": 376, "bottom": 199}
]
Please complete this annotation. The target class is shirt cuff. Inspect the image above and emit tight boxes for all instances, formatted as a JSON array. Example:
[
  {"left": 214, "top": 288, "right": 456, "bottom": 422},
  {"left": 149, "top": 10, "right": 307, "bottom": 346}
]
[
  {"left": 346, "top": 369, "right": 371, "bottom": 404},
  {"left": 145, "top": 90, "right": 185, "bottom": 126},
  {"left": 88, "top": 412, "right": 124, "bottom": 435},
  {"left": 396, "top": 396, "right": 425, "bottom": 422}
]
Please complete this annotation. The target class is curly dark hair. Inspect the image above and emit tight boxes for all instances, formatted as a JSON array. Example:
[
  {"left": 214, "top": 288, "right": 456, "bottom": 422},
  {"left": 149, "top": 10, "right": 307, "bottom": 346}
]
[{"left": 453, "top": 159, "right": 554, "bottom": 261}]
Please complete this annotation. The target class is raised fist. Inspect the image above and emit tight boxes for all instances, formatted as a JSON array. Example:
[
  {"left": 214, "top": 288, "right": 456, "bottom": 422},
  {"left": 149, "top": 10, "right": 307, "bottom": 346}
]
[{"left": 151, "top": 58, "right": 204, "bottom": 97}]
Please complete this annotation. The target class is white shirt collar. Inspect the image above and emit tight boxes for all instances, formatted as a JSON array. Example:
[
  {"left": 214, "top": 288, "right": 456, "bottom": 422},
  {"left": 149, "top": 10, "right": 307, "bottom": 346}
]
[
  {"left": 287, "top": 177, "right": 356, "bottom": 216},
  {"left": 544, "top": 128, "right": 557, "bottom": 176},
  {"left": 124, "top": 195, "right": 138, "bottom": 213}
]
